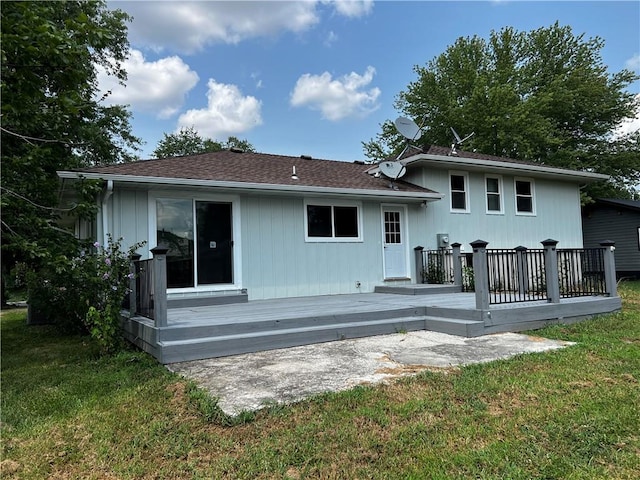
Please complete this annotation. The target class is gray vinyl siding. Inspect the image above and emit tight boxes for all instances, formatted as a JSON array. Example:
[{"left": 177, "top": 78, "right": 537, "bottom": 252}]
[
  {"left": 583, "top": 204, "right": 640, "bottom": 273},
  {"left": 241, "top": 195, "right": 422, "bottom": 300},
  {"left": 101, "top": 187, "right": 150, "bottom": 257},
  {"left": 409, "top": 168, "right": 584, "bottom": 250},
  {"left": 105, "top": 187, "right": 426, "bottom": 301}
]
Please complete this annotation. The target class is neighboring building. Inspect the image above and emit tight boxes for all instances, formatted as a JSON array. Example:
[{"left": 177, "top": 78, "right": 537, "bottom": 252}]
[
  {"left": 582, "top": 198, "right": 640, "bottom": 279},
  {"left": 58, "top": 145, "right": 608, "bottom": 303}
]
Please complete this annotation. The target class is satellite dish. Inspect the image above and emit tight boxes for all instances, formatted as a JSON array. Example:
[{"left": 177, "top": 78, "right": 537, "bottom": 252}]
[
  {"left": 379, "top": 161, "right": 407, "bottom": 180},
  {"left": 449, "top": 127, "right": 475, "bottom": 155},
  {"left": 395, "top": 117, "right": 422, "bottom": 141}
]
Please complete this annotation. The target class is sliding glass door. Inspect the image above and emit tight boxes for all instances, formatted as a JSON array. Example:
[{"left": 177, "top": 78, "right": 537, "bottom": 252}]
[{"left": 156, "top": 199, "right": 233, "bottom": 288}]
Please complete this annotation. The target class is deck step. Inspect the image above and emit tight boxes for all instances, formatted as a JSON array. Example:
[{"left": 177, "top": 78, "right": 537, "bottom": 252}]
[
  {"left": 157, "top": 315, "right": 484, "bottom": 363},
  {"left": 375, "top": 284, "right": 461, "bottom": 295},
  {"left": 159, "top": 316, "right": 427, "bottom": 363},
  {"left": 423, "top": 316, "right": 484, "bottom": 337},
  {"left": 159, "top": 306, "right": 427, "bottom": 342}
]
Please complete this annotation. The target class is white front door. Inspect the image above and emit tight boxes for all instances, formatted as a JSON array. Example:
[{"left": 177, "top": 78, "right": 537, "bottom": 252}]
[{"left": 382, "top": 207, "right": 408, "bottom": 279}]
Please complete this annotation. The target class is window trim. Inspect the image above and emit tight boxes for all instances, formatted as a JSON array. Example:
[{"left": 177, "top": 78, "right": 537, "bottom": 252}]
[
  {"left": 148, "top": 190, "right": 243, "bottom": 293},
  {"left": 514, "top": 177, "right": 536, "bottom": 216},
  {"left": 485, "top": 174, "right": 504, "bottom": 214},
  {"left": 304, "top": 199, "right": 363, "bottom": 242},
  {"left": 449, "top": 171, "right": 470, "bottom": 213}
]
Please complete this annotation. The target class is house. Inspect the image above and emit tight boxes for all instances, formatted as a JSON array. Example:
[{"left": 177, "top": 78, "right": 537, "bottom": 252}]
[
  {"left": 582, "top": 198, "right": 640, "bottom": 279},
  {"left": 58, "top": 145, "right": 609, "bottom": 304}
]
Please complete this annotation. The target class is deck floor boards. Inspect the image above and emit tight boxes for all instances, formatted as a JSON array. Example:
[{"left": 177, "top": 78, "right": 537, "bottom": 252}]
[{"left": 165, "top": 292, "right": 479, "bottom": 327}]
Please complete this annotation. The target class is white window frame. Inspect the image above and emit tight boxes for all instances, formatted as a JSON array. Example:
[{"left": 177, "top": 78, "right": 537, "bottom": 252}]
[
  {"left": 485, "top": 174, "right": 504, "bottom": 214},
  {"left": 449, "top": 171, "right": 470, "bottom": 213},
  {"left": 304, "top": 198, "right": 363, "bottom": 243},
  {"left": 148, "top": 190, "right": 243, "bottom": 292},
  {"left": 514, "top": 177, "right": 536, "bottom": 216}
]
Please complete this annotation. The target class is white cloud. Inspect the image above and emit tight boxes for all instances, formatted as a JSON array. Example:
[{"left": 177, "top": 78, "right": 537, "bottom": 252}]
[
  {"left": 613, "top": 93, "right": 640, "bottom": 138},
  {"left": 326, "top": 0, "right": 374, "bottom": 18},
  {"left": 290, "top": 66, "right": 381, "bottom": 121},
  {"left": 324, "top": 30, "right": 338, "bottom": 47},
  {"left": 123, "top": 1, "right": 318, "bottom": 54},
  {"left": 97, "top": 49, "right": 199, "bottom": 119},
  {"left": 625, "top": 53, "right": 640, "bottom": 73},
  {"left": 177, "top": 79, "right": 263, "bottom": 138},
  {"left": 120, "top": 1, "right": 372, "bottom": 54}
]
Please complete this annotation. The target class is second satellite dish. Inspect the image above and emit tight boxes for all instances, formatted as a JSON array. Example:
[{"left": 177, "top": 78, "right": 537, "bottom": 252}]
[
  {"left": 394, "top": 117, "right": 422, "bottom": 141},
  {"left": 379, "top": 161, "right": 407, "bottom": 180}
]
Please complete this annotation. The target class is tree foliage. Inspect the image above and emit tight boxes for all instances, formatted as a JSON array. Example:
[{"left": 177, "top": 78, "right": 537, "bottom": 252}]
[
  {"left": 363, "top": 23, "right": 639, "bottom": 199},
  {"left": 1, "top": 1, "right": 140, "bottom": 303},
  {"left": 152, "top": 126, "right": 256, "bottom": 158}
]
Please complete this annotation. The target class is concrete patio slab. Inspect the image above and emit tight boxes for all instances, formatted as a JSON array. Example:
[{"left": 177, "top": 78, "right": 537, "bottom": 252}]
[{"left": 167, "top": 330, "right": 574, "bottom": 416}]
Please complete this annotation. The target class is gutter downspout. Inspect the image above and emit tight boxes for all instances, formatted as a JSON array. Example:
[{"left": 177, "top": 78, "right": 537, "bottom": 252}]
[{"left": 101, "top": 180, "right": 114, "bottom": 247}]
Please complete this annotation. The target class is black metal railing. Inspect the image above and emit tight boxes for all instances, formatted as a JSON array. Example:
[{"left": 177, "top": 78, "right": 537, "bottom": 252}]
[
  {"left": 422, "top": 249, "right": 474, "bottom": 291},
  {"left": 557, "top": 248, "right": 606, "bottom": 297},
  {"left": 422, "top": 249, "right": 454, "bottom": 284},
  {"left": 487, "top": 248, "right": 547, "bottom": 304},
  {"left": 134, "top": 258, "right": 155, "bottom": 319}
]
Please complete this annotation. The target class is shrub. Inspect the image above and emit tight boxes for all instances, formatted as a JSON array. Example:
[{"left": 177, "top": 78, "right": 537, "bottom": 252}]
[{"left": 27, "top": 235, "right": 145, "bottom": 353}]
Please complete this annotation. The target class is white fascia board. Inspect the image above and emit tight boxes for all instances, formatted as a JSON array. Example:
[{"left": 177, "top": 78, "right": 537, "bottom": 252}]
[
  {"left": 57, "top": 171, "right": 444, "bottom": 202},
  {"left": 400, "top": 154, "right": 610, "bottom": 182}
]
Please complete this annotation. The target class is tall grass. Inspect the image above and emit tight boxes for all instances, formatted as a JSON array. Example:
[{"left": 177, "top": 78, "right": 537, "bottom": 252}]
[{"left": 2, "top": 282, "right": 639, "bottom": 479}]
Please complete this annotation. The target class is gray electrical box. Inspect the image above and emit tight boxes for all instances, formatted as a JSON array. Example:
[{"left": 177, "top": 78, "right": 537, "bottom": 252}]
[{"left": 437, "top": 233, "right": 450, "bottom": 248}]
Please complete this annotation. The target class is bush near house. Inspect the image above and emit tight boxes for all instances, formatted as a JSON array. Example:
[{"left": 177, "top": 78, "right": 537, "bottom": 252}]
[
  {"left": 1, "top": 282, "right": 638, "bottom": 478},
  {"left": 25, "top": 235, "right": 144, "bottom": 352}
]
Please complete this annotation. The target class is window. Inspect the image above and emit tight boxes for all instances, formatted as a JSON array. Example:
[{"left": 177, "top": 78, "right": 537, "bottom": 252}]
[
  {"left": 485, "top": 175, "right": 503, "bottom": 214},
  {"left": 449, "top": 172, "right": 469, "bottom": 212},
  {"left": 305, "top": 202, "right": 361, "bottom": 241},
  {"left": 515, "top": 178, "right": 535, "bottom": 215}
]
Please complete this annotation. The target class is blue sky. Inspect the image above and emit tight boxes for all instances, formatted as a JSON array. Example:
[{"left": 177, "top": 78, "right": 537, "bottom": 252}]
[{"left": 99, "top": 1, "right": 640, "bottom": 161}]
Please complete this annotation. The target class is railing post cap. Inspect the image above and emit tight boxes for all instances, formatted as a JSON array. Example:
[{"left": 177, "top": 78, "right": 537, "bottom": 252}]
[
  {"left": 470, "top": 239, "right": 489, "bottom": 248},
  {"left": 450, "top": 242, "right": 462, "bottom": 248},
  {"left": 130, "top": 253, "right": 142, "bottom": 261},
  {"left": 541, "top": 239, "right": 559, "bottom": 247},
  {"left": 150, "top": 246, "right": 170, "bottom": 255},
  {"left": 599, "top": 240, "right": 616, "bottom": 247},
  {"left": 414, "top": 245, "right": 424, "bottom": 251},
  {"left": 514, "top": 245, "right": 528, "bottom": 251}
]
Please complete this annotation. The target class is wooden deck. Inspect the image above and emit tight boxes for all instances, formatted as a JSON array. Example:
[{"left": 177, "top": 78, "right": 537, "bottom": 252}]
[{"left": 122, "top": 286, "right": 621, "bottom": 364}]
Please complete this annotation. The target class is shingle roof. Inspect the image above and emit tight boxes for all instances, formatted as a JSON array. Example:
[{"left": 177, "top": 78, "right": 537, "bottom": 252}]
[
  {"left": 594, "top": 198, "right": 640, "bottom": 211},
  {"left": 76, "top": 150, "right": 437, "bottom": 195}
]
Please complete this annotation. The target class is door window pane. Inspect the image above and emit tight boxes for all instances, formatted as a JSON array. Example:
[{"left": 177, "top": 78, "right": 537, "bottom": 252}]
[
  {"left": 384, "top": 211, "right": 401, "bottom": 244},
  {"left": 156, "top": 199, "right": 194, "bottom": 288},
  {"left": 196, "top": 202, "right": 233, "bottom": 285}
]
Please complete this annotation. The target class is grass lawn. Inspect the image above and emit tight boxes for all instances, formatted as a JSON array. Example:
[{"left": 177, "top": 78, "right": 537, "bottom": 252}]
[{"left": 2, "top": 282, "right": 639, "bottom": 479}]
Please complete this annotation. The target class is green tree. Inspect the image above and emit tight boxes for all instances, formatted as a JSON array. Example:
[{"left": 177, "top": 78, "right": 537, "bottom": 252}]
[
  {"left": 1, "top": 1, "right": 140, "bottom": 305},
  {"left": 364, "top": 23, "right": 639, "bottom": 199},
  {"left": 152, "top": 126, "right": 256, "bottom": 158}
]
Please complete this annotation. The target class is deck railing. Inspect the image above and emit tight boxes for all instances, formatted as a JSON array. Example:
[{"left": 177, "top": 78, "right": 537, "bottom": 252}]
[
  {"left": 486, "top": 248, "right": 547, "bottom": 304},
  {"left": 134, "top": 258, "right": 155, "bottom": 319},
  {"left": 557, "top": 248, "right": 606, "bottom": 297},
  {"left": 420, "top": 246, "right": 473, "bottom": 292},
  {"left": 128, "top": 247, "right": 168, "bottom": 327},
  {"left": 418, "top": 240, "right": 617, "bottom": 309}
]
